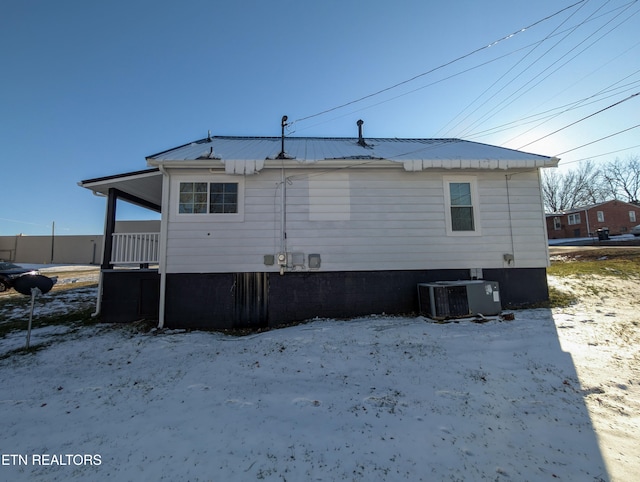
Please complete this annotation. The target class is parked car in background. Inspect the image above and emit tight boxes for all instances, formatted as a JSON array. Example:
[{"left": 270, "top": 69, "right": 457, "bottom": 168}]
[
  {"left": 631, "top": 224, "right": 640, "bottom": 236},
  {"left": 0, "top": 262, "right": 39, "bottom": 292}
]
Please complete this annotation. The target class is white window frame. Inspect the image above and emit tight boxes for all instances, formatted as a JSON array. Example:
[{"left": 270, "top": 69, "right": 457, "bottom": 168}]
[
  {"left": 443, "top": 176, "right": 481, "bottom": 236},
  {"left": 567, "top": 213, "right": 581, "bottom": 225},
  {"left": 553, "top": 217, "right": 561, "bottom": 230},
  {"left": 597, "top": 211, "right": 604, "bottom": 223},
  {"left": 630, "top": 211, "right": 636, "bottom": 223},
  {"left": 172, "top": 175, "right": 245, "bottom": 222}
]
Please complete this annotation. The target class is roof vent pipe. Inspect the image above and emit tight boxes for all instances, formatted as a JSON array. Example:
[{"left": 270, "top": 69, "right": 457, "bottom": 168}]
[
  {"left": 357, "top": 119, "right": 367, "bottom": 147},
  {"left": 277, "top": 115, "right": 288, "bottom": 159}
]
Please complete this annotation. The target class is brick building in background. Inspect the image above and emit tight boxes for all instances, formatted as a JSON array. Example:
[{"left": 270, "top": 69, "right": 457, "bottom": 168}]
[{"left": 546, "top": 199, "right": 640, "bottom": 239}]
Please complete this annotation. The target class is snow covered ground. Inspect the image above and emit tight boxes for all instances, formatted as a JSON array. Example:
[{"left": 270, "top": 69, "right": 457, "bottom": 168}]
[
  {"left": 548, "top": 233, "right": 637, "bottom": 245},
  {"left": 0, "top": 272, "right": 637, "bottom": 481}
]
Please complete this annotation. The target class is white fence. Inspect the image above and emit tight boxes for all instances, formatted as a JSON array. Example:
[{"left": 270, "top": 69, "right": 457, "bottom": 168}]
[{"left": 111, "top": 233, "right": 159, "bottom": 265}]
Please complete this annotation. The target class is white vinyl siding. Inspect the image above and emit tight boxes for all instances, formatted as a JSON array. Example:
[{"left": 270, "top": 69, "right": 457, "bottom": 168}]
[
  {"left": 308, "top": 172, "right": 351, "bottom": 221},
  {"left": 164, "top": 168, "right": 548, "bottom": 273}
]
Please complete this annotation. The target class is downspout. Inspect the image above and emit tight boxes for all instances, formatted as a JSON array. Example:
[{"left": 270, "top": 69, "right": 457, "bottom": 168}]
[
  {"left": 157, "top": 165, "right": 171, "bottom": 329},
  {"left": 505, "top": 174, "right": 515, "bottom": 266},
  {"left": 584, "top": 208, "right": 591, "bottom": 236},
  {"left": 91, "top": 192, "right": 111, "bottom": 318}
]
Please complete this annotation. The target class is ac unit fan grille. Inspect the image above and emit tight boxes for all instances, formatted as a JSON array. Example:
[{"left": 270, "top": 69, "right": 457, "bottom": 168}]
[{"left": 432, "top": 285, "right": 470, "bottom": 318}]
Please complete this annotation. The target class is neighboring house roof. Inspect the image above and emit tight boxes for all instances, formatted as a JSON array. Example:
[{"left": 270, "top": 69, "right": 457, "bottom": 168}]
[
  {"left": 546, "top": 199, "right": 639, "bottom": 217},
  {"left": 146, "top": 136, "right": 558, "bottom": 174}
]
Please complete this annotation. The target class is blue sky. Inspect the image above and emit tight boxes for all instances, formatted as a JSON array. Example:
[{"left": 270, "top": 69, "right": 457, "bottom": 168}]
[{"left": 2, "top": 0, "right": 639, "bottom": 236}]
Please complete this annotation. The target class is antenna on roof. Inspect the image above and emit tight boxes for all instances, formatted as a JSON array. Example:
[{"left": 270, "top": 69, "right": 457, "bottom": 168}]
[
  {"left": 276, "top": 115, "right": 289, "bottom": 159},
  {"left": 357, "top": 119, "right": 368, "bottom": 147}
]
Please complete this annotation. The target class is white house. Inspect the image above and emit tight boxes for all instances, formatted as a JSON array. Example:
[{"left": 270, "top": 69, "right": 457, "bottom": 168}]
[{"left": 79, "top": 121, "right": 558, "bottom": 329}]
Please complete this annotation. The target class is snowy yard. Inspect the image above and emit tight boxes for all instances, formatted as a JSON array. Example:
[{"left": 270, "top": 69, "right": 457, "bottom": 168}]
[{"left": 0, "top": 266, "right": 638, "bottom": 481}]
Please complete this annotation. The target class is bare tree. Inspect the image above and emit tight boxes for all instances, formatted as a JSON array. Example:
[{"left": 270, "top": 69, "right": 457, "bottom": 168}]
[
  {"left": 542, "top": 160, "right": 605, "bottom": 212},
  {"left": 601, "top": 155, "right": 640, "bottom": 204}
]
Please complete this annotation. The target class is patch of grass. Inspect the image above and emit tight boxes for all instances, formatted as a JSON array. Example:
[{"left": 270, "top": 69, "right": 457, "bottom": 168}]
[
  {"left": 547, "top": 286, "right": 579, "bottom": 308},
  {"left": 0, "top": 307, "right": 98, "bottom": 338},
  {"left": 0, "top": 343, "right": 51, "bottom": 360},
  {"left": 549, "top": 248, "right": 640, "bottom": 279}
]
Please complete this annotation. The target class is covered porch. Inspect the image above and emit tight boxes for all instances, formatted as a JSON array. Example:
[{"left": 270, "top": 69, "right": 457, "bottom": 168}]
[{"left": 79, "top": 168, "right": 163, "bottom": 323}]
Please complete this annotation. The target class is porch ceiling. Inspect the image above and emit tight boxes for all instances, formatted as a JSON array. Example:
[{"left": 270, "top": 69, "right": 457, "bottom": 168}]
[{"left": 78, "top": 168, "right": 162, "bottom": 211}]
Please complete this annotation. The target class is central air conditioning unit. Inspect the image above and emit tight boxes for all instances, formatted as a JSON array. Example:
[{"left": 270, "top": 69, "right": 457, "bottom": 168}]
[{"left": 417, "top": 280, "right": 501, "bottom": 320}]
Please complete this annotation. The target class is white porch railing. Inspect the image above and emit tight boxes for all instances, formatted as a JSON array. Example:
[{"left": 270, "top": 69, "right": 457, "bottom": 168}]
[{"left": 111, "top": 233, "right": 160, "bottom": 265}]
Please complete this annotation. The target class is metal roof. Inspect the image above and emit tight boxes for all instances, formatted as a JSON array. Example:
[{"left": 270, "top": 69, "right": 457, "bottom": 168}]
[
  {"left": 146, "top": 136, "right": 559, "bottom": 173},
  {"left": 80, "top": 136, "right": 558, "bottom": 211}
]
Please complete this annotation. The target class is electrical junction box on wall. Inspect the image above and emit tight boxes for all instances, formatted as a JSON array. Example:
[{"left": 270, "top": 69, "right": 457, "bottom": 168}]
[
  {"left": 417, "top": 280, "right": 501, "bottom": 320},
  {"left": 308, "top": 254, "right": 321, "bottom": 269}
]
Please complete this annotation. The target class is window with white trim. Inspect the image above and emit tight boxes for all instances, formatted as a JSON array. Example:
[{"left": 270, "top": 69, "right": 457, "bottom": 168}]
[
  {"left": 567, "top": 213, "right": 580, "bottom": 225},
  {"left": 444, "top": 177, "right": 480, "bottom": 235},
  {"left": 630, "top": 211, "right": 637, "bottom": 223},
  {"left": 597, "top": 211, "right": 604, "bottom": 222},
  {"left": 553, "top": 217, "right": 561, "bottom": 230},
  {"left": 178, "top": 182, "right": 239, "bottom": 214}
]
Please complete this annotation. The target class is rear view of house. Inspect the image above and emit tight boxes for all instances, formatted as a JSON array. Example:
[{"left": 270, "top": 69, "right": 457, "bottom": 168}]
[{"left": 80, "top": 122, "right": 558, "bottom": 329}]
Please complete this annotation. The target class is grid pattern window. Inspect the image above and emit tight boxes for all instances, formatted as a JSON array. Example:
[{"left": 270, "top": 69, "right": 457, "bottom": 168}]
[
  {"left": 568, "top": 213, "right": 581, "bottom": 225},
  {"left": 449, "top": 182, "right": 475, "bottom": 231},
  {"left": 179, "top": 182, "right": 208, "bottom": 214},
  {"left": 630, "top": 211, "right": 637, "bottom": 223},
  {"left": 554, "top": 217, "right": 561, "bottom": 230},
  {"left": 597, "top": 211, "right": 604, "bottom": 222},
  {"left": 179, "top": 182, "right": 238, "bottom": 214},
  {"left": 209, "top": 183, "right": 238, "bottom": 213}
]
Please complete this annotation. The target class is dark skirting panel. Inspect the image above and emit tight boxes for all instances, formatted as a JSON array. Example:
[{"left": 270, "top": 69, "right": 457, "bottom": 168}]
[
  {"left": 164, "top": 273, "right": 236, "bottom": 329},
  {"left": 101, "top": 268, "right": 549, "bottom": 328},
  {"left": 483, "top": 268, "right": 549, "bottom": 308},
  {"left": 266, "top": 269, "right": 469, "bottom": 325},
  {"left": 100, "top": 270, "right": 160, "bottom": 323}
]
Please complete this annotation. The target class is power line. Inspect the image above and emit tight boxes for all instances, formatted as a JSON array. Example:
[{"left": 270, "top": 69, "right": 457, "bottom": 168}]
[
  {"left": 464, "top": 72, "right": 640, "bottom": 141},
  {"left": 457, "top": 0, "right": 639, "bottom": 139},
  {"left": 517, "top": 91, "right": 640, "bottom": 150},
  {"left": 554, "top": 123, "right": 640, "bottom": 157},
  {"left": 290, "top": 1, "right": 587, "bottom": 126},
  {"left": 291, "top": 42, "right": 553, "bottom": 134},
  {"left": 439, "top": 0, "right": 592, "bottom": 137},
  {"left": 558, "top": 144, "right": 640, "bottom": 165}
]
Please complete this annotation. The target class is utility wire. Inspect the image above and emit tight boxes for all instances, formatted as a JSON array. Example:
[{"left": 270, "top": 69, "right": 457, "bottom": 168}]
[
  {"left": 517, "top": 91, "right": 639, "bottom": 149},
  {"left": 437, "top": 0, "right": 591, "bottom": 137},
  {"left": 557, "top": 143, "right": 640, "bottom": 165},
  {"left": 554, "top": 123, "right": 640, "bottom": 157},
  {"left": 293, "top": 17, "right": 620, "bottom": 135},
  {"left": 466, "top": 71, "right": 640, "bottom": 140},
  {"left": 291, "top": 41, "right": 554, "bottom": 134},
  {"left": 290, "top": 1, "right": 587, "bottom": 127},
  {"left": 457, "top": 0, "right": 638, "bottom": 139}
]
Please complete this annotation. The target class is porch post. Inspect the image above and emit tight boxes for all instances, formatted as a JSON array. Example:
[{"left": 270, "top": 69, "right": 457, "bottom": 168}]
[{"left": 102, "top": 188, "right": 117, "bottom": 269}]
